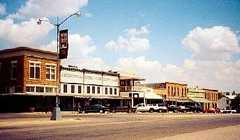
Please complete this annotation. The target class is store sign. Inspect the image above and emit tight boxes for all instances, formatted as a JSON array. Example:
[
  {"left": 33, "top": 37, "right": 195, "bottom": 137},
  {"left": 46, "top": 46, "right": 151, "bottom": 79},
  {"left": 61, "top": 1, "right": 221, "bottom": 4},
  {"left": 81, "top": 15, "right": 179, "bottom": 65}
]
[{"left": 59, "top": 29, "right": 69, "bottom": 59}]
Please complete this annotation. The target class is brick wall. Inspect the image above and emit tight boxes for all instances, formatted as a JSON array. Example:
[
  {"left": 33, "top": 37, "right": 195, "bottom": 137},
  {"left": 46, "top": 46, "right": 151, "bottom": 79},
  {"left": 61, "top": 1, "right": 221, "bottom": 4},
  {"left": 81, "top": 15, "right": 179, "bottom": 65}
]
[{"left": 23, "top": 56, "right": 60, "bottom": 92}]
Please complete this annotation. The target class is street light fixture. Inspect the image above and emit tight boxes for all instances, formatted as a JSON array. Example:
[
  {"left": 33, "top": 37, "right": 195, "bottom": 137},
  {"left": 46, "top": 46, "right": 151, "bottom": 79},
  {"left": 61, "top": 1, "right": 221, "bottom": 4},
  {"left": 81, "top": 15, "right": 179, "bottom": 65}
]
[{"left": 37, "top": 10, "right": 81, "bottom": 120}]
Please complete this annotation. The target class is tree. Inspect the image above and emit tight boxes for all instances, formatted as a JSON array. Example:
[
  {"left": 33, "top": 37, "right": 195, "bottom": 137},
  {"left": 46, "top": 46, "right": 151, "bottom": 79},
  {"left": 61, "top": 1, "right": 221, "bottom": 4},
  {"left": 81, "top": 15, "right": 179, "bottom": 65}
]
[{"left": 230, "top": 94, "right": 240, "bottom": 112}]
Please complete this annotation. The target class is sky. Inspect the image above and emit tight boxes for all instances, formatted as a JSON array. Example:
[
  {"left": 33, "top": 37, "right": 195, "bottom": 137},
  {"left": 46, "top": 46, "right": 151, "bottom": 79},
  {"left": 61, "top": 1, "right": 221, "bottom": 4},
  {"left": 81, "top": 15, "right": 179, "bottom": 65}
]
[{"left": 0, "top": 0, "right": 240, "bottom": 92}]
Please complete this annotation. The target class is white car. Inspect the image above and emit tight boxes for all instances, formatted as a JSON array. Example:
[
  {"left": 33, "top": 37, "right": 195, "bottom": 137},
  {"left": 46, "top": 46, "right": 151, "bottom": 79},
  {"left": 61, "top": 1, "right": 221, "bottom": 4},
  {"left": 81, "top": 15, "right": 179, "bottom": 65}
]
[
  {"left": 220, "top": 109, "right": 237, "bottom": 113},
  {"left": 135, "top": 103, "right": 158, "bottom": 112}
]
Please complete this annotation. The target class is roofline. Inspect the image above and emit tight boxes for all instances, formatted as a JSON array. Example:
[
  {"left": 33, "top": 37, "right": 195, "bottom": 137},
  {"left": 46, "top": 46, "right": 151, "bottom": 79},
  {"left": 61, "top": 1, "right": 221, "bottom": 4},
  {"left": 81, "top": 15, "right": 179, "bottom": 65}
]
[
  {"left": 0, "top": 47, "right": 58, "bottom": 56},
  {"left": 61, "top": 66, "right": 120, "bottom": 76},
  {"left": 143, "top": 82, "right": 187, "bottom": 86}
]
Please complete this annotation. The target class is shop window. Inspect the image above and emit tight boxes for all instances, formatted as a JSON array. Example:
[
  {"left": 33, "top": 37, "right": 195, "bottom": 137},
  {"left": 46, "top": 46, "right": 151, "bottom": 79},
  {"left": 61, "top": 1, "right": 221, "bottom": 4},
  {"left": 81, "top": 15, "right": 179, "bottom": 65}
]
[
  {"left": 78, "top": 86, "right": 81, "bottom": 93},
  {"left": 63, "top": 84, "right": 67, "bottom": 93},
  {"left": 87, "top": 86, "right": 90, "bottom": 94},
  {"left": 46, "top": 87, "right": 53, "bottom": 93},
  {"left": 46, "top": 64, "right": 56, "bottom": 80},
  {"left": 10, "top": 61, "right": 17, "bottom": 80},
  {"left": 71, "top": 85, "right": 75, "bottom": 93},
  {"left": 30, "top": 62, "right": 40, "bottom": 79},
  {"left": 97, "top": 87, "right": 100, "bottom": 94},
  {"left": 36, "top": 87, "right": 44, "bottom": 92},
  {"left": 26, "top": 86, "right": 35, "bottom": 92}
]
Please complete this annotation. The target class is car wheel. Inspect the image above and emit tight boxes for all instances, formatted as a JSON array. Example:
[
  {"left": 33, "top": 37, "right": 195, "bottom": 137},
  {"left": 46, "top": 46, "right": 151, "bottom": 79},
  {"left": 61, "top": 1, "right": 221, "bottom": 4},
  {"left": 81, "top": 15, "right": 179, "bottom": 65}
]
[
  {"left": 149, "top": 108, "right": 154, "bottom": 113},
  {"left": 99, "top": 110, "right": 103, "bottom": 113},
  {"left": 158, "top": 109, "right": 162, "bottom": 113}
]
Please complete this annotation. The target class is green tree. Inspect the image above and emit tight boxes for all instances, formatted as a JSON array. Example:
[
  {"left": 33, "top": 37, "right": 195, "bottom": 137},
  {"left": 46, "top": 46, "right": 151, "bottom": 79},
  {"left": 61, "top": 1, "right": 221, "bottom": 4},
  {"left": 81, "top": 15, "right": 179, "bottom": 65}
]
[{"left": 230, "top": 94, "right": 240, "bottom": 112}]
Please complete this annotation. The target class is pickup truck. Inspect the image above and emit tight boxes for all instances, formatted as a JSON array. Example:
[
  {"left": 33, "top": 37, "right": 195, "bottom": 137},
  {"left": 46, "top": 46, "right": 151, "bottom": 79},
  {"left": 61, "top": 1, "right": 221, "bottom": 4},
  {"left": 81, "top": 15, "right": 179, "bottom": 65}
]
[{"left": 135, "top": 103, "right": 167, "bottom": 113}]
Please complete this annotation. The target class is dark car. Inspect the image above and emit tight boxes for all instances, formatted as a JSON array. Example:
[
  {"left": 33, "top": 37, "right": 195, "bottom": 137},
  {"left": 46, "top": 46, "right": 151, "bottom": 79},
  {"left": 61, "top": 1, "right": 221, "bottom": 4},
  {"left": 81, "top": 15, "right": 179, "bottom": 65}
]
[
  {"left": 177, "top": 105, "right": 190, "bottom": 112},
  {"left": 79, "top": 104, "right": 109, "bottom": 113},
  {"left": 110, "top": 106, "right": 131, "bottom": 113},
  {"left": 168, "top": 105, "right": 178, "bottom": 112},
  {"left": 187, "top": 105, "right": 203, "bottom": 113}
]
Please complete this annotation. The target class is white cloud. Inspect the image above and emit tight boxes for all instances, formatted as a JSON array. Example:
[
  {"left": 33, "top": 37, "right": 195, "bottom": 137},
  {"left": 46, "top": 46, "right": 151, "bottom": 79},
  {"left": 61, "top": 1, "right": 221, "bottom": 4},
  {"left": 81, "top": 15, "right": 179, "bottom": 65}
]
[
  {"left": 9, "top": 0, "right": 88, "bottom": 19},
  {"left": 0, "top": 3, "right": 6, "bottom": 15},
  {"left": 182, "top": 26, "right": 240, "bottom": 61},
  {"left": 105, "top": 25, "right": 150, "bottom": 52},
  {"left": 0, "top": 18, "right": 53, "bottom": 47},
  {"left": 41, "top": 33, "right": 109, "bottom": 70},
  {"left": 117, "top": 56, "right": 184, "bottom": 83},
  {"left": 116, "top": 26, "right": 240, "bottom": 92}
]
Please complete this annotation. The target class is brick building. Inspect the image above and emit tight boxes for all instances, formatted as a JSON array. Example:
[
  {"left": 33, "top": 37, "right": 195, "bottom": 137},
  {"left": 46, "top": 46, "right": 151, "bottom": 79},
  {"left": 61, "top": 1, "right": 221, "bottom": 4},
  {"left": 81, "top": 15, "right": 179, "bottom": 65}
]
[
  {"left": 0, "top": 47, "right": 60, "bottom": 112},
  {"left": 203, "top": 88, "right": 219, "bottom": 109},
  {"left": 144, "top": 82, "right": 190, "bottom": 105}
]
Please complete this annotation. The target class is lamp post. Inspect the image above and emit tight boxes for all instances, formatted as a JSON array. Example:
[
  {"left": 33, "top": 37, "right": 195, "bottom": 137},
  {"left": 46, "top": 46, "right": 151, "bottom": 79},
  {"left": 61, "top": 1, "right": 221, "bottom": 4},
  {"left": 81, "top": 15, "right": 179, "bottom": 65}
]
[{"left": 38, "top": 11, "right": 81, "bottom": 120}]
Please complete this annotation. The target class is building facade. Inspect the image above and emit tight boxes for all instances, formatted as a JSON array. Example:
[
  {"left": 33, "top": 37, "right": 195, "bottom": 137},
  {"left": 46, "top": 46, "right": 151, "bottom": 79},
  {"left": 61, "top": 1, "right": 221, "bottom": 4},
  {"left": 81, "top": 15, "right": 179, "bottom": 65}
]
[
  {"left": 0, "top": 47, "right": 59, "bottom": 94},
  {"left": 144, "top": 82, "right": 189, "bottom": 105},
  {"left": 0, "top": 47, "right": 60, "bottom": 112},
  {"left": 60, "top": 66, "right": 120, "bottom": 97},
  {"left": 203, "top": 88, "right": 219, "bottom": 109},
  {"left": 187, "top": 87, "right": 211, "bottom": 111}
]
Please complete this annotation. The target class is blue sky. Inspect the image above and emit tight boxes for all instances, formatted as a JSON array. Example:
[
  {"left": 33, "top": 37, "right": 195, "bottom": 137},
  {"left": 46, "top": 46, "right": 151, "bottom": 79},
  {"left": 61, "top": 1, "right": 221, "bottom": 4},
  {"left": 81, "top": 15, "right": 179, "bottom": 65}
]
[{"left": 0, "top": 0, "right": 240, "bottom": 91}]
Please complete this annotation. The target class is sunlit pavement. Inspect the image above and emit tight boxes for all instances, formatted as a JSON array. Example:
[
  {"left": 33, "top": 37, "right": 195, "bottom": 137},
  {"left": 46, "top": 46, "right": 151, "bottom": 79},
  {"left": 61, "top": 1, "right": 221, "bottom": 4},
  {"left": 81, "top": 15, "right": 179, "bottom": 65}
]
[{"left": 0, "top": 112, "right": 240, "bottom": 140}]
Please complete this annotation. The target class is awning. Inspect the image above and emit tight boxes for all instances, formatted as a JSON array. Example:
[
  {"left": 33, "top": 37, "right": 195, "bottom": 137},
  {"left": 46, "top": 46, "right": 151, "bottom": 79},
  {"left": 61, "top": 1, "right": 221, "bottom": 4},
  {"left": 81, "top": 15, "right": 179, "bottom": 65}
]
[
  {"left": 144, "top": 93, "right": 163, "bottom": 100},
  {"left": 190, "top": 98, "right": 211, "bottom": 103}
]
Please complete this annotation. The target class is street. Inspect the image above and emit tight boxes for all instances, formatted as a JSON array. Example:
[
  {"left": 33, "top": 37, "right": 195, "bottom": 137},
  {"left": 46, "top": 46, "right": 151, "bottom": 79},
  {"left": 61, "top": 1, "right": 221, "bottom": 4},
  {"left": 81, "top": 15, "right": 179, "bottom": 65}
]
[{"left": 0, "top": 113, "right": 240, "bottom": 140}]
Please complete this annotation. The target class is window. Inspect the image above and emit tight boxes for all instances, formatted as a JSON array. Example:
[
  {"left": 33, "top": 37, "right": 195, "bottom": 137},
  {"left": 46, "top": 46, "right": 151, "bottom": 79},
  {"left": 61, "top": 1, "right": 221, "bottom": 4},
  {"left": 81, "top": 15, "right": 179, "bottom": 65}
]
[
  {"left": 36, "top": 87, "right": 44, "bottom": 92},
  {"left": 87, "top": 86, "right": 90, "bottom": 94},
  {"left": 0, "top": 62, "right": 2, "bottom": 73},
  {"left": 26, "top": 86, "right": 35, "bottom": 92},
  {"left": 114, "top": 88, "right": 117, "bottom": 95},
  {"left": 105, "top": 88, "right": 108, "bottom": 95},
  {"left": 46, "top": 65, "right": 56, "bottom": 80},
  {"left": 110, "top": 88, "right": 113, "bottom": 95},
  {"left": 97, "top": 87, "right": 100, "bottom": 94},
  {"left": 78, "top": 86, "right": 81, "bottom": 93},
  {"left": 71, "top": 85, "right": 75, "bottom": 93},
  {"left": 92, "top": 86, "right": 95, "bottom": 94},
  {"left": 63, "top": 84, "right": 67, "bottom": 93},
  {"left": 10, "top": 61, "right": 17, "bottom": 80},
  {"left": 30, "top": 62, "right": 40, "bottom": 79},
  {"left": 46, "top": 87, "right": 53, "bottom": 93}
]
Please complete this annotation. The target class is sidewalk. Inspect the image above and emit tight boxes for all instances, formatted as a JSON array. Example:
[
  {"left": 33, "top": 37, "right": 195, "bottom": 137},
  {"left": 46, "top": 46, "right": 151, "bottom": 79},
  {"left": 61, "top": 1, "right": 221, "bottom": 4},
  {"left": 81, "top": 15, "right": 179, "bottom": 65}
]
[{"left": 158, "top": 125, "right": 240, "bottom": 140}]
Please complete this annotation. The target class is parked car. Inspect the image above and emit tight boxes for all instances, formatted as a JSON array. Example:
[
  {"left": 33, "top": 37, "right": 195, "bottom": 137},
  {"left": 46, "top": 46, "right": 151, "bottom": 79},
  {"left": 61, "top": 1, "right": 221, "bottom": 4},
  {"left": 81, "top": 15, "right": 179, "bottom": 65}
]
[
  {"left": 154, "top": 103, "right": 168, "bottom": 112},
  {"left": 177, "top": 105, "right": 190, "bottom": 112},
  {"left": 79, "top": 104, "right": 110, "bottom": 113},
  {"left": 168, "top": 105, "right": 179, "bottom": 112},
  {"left": 187, "top": 105, "right": 203, "bottom": 113},
  {"left": 135, "top": 103, "right": 158, "bottom": 112},
  {"left": 220, "top": 109, "right": 237, "bottom": 113},
  {"left": 205, "top": 108, "right": 220, "bottom": 113}
]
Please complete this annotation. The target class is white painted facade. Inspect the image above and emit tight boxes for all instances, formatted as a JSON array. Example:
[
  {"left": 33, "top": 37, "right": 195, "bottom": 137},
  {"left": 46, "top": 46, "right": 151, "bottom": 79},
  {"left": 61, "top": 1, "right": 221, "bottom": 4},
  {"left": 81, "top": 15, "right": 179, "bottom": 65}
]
[{"left": 60, "top": 67, "right": 120, "bottom": 98}]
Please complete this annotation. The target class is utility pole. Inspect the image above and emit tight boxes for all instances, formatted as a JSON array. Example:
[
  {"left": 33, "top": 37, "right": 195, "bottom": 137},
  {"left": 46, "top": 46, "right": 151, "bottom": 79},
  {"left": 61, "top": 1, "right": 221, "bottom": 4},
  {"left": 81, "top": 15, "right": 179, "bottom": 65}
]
[{"left": 37, "top": 11, "right": 81, "bottom": 120}]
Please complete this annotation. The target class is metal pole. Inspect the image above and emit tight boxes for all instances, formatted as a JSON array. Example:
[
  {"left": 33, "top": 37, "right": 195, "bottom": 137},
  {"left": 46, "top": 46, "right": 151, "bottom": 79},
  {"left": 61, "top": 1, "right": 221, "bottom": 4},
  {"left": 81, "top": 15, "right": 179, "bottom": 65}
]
[{"left": 51, "top": 17, "right": 61, "bottom": 120}]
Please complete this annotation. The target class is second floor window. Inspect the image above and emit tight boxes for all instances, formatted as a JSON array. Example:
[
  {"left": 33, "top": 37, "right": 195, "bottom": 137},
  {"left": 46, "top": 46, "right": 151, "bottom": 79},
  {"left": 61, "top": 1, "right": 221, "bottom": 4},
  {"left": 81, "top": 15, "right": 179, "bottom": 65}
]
[
  {"left": 46, "top": 65, "right": 56, "bottom": 80},
  {"left": 105, "top": 88, "right": 108, "bottom": 95},
  {"left": 30, "top": 62, "right": 40, "bottom": 79},
  {"left": 63, "top": 84, "right": 67, "bottom": 93},
  {"left": 92, "top": 86, "right": 95, "bottom": 94},
  {"left": 87, "top": 86, "right": 90, "bottom": 94},
  {"left": 78, "top": 86, "right": 81, "bottom": 93},
  {"left": 10, "top": 61, "right": 17, "bottom": 80},
  {"left": 97, "top": 87, "right": 100, "bottom": 94},
  {"left": 114, "top": 88, "right": 117, "bottom": 95},
  {"left": 71, "top": 85, "right": 75, "bottom": 93}
]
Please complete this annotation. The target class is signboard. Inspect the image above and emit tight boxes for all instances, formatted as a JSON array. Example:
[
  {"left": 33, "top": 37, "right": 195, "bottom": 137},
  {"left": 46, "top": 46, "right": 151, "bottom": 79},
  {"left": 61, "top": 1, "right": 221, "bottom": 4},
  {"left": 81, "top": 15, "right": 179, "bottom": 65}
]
[{"left": 59, "top": 29, "right": 69, "bottom": 59}]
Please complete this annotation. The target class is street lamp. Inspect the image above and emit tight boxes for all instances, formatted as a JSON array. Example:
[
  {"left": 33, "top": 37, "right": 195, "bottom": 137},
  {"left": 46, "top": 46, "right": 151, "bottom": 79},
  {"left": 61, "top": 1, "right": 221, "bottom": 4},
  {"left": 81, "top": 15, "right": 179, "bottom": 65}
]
[{"left": 38, "top": 10, "right": 81, "bottom": 120}]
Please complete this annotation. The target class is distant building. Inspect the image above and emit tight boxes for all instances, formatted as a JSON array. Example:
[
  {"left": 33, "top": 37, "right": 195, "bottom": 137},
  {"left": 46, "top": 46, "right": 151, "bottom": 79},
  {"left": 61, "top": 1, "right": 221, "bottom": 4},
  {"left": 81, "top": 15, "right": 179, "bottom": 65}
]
[
  {"left": 144, "top": 82, "right": 190, "bottom": 105},
  {"left": 217, "top": 96, "right": 232, "bottom": 110},
  {"left": 203, "top": 88, "right": 219, "bottom": 109},
  {"left": 187, "top": 87, "right": 211, "bottom": 111}
]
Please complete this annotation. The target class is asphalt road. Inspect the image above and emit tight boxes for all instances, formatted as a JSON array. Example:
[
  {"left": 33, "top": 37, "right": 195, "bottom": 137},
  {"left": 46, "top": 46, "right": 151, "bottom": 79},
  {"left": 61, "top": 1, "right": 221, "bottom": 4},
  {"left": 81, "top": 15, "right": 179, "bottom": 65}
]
[{"left": 0, "top": 113, "right": 240, "bottom": 140}]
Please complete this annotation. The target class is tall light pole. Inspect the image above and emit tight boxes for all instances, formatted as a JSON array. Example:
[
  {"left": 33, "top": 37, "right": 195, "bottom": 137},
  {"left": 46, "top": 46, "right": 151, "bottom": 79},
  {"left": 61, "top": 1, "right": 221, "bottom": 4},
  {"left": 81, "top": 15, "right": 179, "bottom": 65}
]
[{"left": 38, "top": 11, "right": 81, "bottom": 120}]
